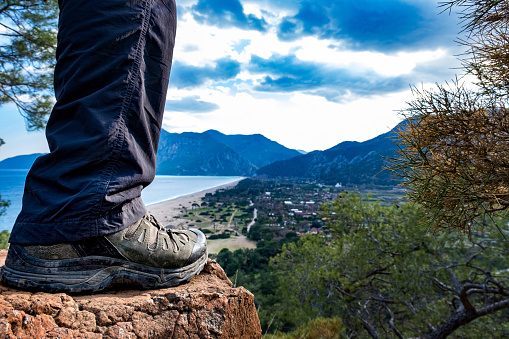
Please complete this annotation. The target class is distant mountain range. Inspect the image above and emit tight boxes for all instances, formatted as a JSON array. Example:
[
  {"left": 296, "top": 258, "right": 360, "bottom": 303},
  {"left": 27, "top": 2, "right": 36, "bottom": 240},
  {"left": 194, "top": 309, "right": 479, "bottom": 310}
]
[
  {"left": 257, "top": 122, "right": 405, "bottom": 186},
  {"left": 0, "top": 153, "right": 44, "bottom": 170},
  {"left": 0, "top": 124, "right": 404, "bottom": 186},
  {"left": 156, "top": 129, "right": 301, "bottom": 176}
]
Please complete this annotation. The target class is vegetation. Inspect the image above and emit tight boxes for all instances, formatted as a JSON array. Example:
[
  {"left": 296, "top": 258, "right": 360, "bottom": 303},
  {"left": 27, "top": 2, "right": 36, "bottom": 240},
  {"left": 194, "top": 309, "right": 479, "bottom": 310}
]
[
  {"left": 0, "top": 0, "right": 58, "bottom": 129},
  {"left": 0, "top": 0, "right": 58, "bottom": 219},
  {"left": 213, "top": 234, "right": 300, "bottom": 331},
  {"left": 0, "top": 230, "right": 9, "bottom": 249},
  {"left": 390, "top": 0, "right": 509, "bottom": 233},
  {"left": 208, "top": 232, "right": 231, "bottom": 240},
  {"left": 267, "top": 192, "right": 509, "bottom": 338},
  {"left": 208, "top": 182, "right": 509, "bottom": 337},
  {"left": 263, "top": 317, "right": 343, "bottom": 339}
]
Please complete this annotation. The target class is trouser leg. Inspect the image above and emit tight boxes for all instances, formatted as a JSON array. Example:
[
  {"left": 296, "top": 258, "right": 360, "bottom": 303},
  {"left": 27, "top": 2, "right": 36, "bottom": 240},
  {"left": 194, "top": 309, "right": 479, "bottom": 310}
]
[{"left": 9, "top": 0, "right": 177, "bottom": 244}]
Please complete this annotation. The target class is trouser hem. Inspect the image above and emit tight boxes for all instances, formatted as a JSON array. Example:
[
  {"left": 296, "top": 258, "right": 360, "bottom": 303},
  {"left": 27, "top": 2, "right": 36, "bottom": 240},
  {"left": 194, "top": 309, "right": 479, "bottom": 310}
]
[{"left": 9, "top": 198, "right": 147, "bottom": 245}]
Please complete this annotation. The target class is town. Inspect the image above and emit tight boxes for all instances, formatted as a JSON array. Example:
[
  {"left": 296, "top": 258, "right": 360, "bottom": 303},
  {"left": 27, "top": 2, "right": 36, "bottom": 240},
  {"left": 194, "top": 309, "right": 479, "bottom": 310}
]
[{"left": 173, "top": 178, "right": 405, "bottom": 253}]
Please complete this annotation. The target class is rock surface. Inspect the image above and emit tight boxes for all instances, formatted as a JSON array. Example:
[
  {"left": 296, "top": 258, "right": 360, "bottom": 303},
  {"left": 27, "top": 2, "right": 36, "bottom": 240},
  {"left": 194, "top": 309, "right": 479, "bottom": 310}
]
[{"left": 0, "top": 255, "right": 261, "bottom": 339}]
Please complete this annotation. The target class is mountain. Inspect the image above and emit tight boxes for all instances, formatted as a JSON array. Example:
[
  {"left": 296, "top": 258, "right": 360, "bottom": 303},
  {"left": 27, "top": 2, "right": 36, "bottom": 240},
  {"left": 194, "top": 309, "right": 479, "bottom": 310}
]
[
  {"left": 203, "top": 130, "right": 301, "bottom": 168},
  {"left": 0, "top": 130, "right": 301, "bottom": 177},
  {"left": 156, "top": 130, "right": 257, "bottom": 176},
  {"left": 0, "top": 153, "right": 44, "bottom": 170},
  {"left": 257, "top": 122, "right": 406, "bottom": 186},
  {"left": 155, "top": 129, "right": 303, "bottom": 176},
  {"left": 2, "top": 124, "right": 404, "bottom": 182}
]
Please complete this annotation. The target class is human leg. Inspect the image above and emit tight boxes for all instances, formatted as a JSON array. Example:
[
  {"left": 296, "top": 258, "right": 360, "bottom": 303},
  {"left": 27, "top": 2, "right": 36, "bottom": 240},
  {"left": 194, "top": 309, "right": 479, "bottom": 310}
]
[
  {"left": 11, "top": 0, "right": 176, "bottom": 244},
  {"left": 2, "top": 0, "right": 207, "bottom": 292}
]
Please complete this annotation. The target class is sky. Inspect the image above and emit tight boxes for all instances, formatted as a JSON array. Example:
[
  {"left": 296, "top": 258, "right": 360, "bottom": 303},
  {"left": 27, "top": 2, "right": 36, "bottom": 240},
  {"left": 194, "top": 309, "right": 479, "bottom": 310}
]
[{"left": 0, "top": 0, "right": 465, "bottom": 160}]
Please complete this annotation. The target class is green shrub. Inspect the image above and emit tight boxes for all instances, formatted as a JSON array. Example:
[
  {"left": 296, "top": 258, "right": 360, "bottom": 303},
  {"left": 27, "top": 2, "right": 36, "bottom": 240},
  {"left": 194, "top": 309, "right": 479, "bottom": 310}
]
[
  {"left": 208, "top": 232, "right": 230, "bottom": 240},
  {"left": 263, "top": 317, "right": 343, "bottom": 339},
  {"left": 0, "top": 230, "right": 9, "bottom": 249}
]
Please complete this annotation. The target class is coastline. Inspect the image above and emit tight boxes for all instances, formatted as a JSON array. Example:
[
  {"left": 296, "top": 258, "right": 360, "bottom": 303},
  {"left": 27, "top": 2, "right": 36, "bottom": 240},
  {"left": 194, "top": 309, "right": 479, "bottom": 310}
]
[{"left": 147, "top": 178, "right": 244, "bottom": 228}]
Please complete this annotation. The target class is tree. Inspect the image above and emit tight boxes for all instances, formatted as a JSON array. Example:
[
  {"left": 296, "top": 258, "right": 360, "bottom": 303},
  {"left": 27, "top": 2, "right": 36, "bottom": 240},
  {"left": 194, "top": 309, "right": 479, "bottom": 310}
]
[
  {"left": 0, "top": 1, "right": 58, "bottom": 222},
  {"left": 270, "top": 193, "right": 509, "bottom": 338},
  {"left": 1, "top": 0, "right": 59, "bottom": 131},
  {"left": 390, "top": 0, "right": 509, "bottom": 233}
]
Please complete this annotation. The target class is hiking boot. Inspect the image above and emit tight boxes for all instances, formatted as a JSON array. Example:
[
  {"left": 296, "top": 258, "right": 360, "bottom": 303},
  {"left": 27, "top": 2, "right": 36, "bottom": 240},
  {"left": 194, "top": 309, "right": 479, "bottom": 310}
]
[{"left": 1, "top": 214, "right": 207, "bottom": 293}]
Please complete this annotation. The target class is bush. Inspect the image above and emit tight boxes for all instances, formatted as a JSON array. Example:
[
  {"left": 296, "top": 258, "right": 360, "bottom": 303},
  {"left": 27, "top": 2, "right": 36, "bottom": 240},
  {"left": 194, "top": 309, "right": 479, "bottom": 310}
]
[
  {"left": 285, "top": 231, "right": 298, "bottom": 239},
  {"left": 263, "top": 317, "right": 343, "bottom": 339},
  {"left": 0, "top": 230, "right": 9, "bottom": 249},
  {"left": 208, "top": 232, "right": 231, "bottom": 240}
]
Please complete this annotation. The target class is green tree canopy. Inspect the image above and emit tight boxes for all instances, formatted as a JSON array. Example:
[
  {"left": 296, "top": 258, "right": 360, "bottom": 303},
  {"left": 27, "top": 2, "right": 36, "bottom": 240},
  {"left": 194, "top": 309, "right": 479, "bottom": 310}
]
[
  {"left": 390, "top": 0, "right": 509, "bottom": 233},
  {"left": 0, "top": 0, "right": 58, "bottom": 131},
  {"left": 269, "top": 193, "right": 509, "bottom": 338}
]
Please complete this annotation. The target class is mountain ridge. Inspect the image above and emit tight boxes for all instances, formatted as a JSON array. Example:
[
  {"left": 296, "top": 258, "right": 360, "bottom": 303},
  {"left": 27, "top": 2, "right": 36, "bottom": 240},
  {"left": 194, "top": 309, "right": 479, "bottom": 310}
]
[
  {"left": 256, "top": 122, "right": 405, "bottom": 186},
  {"left": 0, "top": 124, "right": 404, "bottom": 185},
  {"left": 202, "top": 129, "right": 301, "bottom": 168},
  {"left": 0, "top": 153, "right": 44, "bottom": 170}
]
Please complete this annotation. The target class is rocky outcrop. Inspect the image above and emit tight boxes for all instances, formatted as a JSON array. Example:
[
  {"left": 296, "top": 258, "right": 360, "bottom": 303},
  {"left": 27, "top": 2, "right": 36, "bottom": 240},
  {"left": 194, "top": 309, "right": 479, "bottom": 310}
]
[{"left": 0, "top": 256, "right": 261, "bottom": 339}]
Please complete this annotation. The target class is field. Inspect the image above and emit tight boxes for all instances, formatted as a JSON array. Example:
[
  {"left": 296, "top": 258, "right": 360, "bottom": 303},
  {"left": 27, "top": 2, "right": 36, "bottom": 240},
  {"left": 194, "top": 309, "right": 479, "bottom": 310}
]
[{"left": 177, "top": 203, "right": 257, "bottom": 254}]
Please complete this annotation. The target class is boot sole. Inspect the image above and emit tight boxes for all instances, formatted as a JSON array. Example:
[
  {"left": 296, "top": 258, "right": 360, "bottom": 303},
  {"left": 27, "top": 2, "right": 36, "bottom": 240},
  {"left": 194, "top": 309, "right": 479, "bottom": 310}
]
[{"left": 1, "top": 244, "right": 207, "bottom": 294}]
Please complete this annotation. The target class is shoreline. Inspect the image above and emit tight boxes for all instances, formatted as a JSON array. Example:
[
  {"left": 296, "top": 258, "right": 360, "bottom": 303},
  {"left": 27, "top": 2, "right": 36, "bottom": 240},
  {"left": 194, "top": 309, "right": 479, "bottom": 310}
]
[{"left": 147, "top": 178, "right": 244, "bottom": 228}]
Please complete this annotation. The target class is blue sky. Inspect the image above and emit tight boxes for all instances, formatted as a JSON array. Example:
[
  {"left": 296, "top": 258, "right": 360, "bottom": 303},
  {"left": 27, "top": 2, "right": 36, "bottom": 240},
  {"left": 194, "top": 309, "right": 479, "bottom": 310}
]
[{"left": 0, "top": 0, "right": 464, "bottom": 160}]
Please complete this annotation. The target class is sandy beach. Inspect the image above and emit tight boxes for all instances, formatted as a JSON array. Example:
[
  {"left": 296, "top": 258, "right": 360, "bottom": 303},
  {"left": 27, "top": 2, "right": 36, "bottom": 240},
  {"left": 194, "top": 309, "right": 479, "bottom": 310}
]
[
  {"left": 146, "top": 177, "right": 257, "bottom": 254},
  {"left": 146, "top": 178, "right": 244, "bottom": 228}
]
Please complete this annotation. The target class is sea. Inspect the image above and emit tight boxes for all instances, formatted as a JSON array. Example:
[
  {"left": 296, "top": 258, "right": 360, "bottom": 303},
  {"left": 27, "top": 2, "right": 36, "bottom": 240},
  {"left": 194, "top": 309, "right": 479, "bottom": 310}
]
[{"left": 0, "top": 169, "right": 241, "bottom": 232}]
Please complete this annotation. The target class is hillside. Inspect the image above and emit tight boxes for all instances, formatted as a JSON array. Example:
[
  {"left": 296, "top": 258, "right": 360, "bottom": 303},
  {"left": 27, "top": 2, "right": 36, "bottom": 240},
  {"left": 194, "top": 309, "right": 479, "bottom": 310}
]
[
  {"left": 0, "top": 125, "right": 404, "bottom": 184},
  {"left": 156, "top": 129, "right": 302, "bottom": 176},
  {"left": 203, "top": 130, "right": 301, "bottom": 168},
  {"left": 257, "top": 122, "right": 405, "bottom": 186},
  {"left": 0, "top": 153, "right": 44, "bottom": 170},
  {"left": 156, "top": 130, "right": 257, "bottom": 176}
]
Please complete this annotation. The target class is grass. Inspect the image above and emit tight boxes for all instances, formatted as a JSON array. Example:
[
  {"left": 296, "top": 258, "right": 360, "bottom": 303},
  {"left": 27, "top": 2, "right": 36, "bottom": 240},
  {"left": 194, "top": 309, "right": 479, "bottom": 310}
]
[
  {"left": 206, "top": 235, "right": 257, "bottom": 254},
  {"left": 174, "top": 204, "right": 255, "bottom": 254}
]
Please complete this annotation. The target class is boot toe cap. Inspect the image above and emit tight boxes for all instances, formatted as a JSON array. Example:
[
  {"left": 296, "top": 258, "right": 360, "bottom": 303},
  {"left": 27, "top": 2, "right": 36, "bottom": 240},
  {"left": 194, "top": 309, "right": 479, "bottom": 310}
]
[{"left": 185, "top": 229, "right": 207, "bottom": 265}]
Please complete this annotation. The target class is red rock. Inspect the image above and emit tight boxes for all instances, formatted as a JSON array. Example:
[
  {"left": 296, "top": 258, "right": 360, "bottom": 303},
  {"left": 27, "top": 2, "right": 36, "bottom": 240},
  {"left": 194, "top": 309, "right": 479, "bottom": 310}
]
[{"left": 0, "top": 259, "right": 261, "bottom": 338}]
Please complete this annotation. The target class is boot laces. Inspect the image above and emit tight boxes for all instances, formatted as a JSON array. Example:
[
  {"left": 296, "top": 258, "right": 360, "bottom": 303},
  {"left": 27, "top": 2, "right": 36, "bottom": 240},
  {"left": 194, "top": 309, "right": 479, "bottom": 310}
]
[{"left": 144, "top": 214, "right": 189, "bottom": 252}]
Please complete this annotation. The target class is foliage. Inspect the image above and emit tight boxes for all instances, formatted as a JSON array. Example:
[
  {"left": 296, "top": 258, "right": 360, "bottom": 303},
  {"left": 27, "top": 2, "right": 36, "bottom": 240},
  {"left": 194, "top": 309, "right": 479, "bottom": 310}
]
[
  {"left": 389, "top": 0, "right": 509, "bottom": 232},
  {"left": 0, "top": 193, "right": 9, "bottom": 214},
  {"left": 0, "top": 230, "right": 10, "bottom": 249},
  {"left": 213, "top": 236, "right": 299, "bottom": 331},
  {"left": 0, "top": 0, "right": 59, "bottom": 130},
  {"left": 248, "top": 224, "right": 275, "bottom": 241},
  {"left": 263, "top": 317, "right": 343, "bottom": 339},
  {"left": 269, "top": 192, "right": 509, "bottom": 338},
  {"left": 0, "top": 0, "right": 57, "bottom": 216},
  {"left": 208, "top": 232, "right": 230, "bottom": 240},
  {"left": 0, "top": 194, "right": 9, "bottom": 233}
]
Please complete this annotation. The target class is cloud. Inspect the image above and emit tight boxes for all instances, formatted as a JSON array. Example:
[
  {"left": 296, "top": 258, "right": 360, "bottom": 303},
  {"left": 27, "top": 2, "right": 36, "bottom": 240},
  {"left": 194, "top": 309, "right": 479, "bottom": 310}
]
[
  {"left": 192, "top": 0, "right": 268, "bottom": 32},
  {"left": 233, "top": 39, "right": 251, "bottom": 53},
  {"left": 277, "top": 2, "right": 330, "bottom": 42},
  {"left": 165, "top": 96, "right": 219, "bottom": 113},
  {"left": 248, "top": 54, "right": 409, "bottom": 101},
  {"left": 170, "top": 57, "right": 241, "bottom": 88},
  {"left": 275, "top": 0, "right": 459, "bottom": 52}
]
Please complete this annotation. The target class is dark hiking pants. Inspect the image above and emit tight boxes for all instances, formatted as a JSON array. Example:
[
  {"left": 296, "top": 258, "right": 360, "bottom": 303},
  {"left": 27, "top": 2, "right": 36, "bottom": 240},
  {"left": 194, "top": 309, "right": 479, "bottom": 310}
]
[{"left": 9, "top": 0, "right": 177, "bottom": 244}]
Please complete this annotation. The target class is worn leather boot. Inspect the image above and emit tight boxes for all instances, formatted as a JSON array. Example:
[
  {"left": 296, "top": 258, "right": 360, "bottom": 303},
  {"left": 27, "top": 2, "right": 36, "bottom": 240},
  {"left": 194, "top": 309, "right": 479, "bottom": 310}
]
[{"left": 1, "top": 214, "right": 207, "bottom": 293}]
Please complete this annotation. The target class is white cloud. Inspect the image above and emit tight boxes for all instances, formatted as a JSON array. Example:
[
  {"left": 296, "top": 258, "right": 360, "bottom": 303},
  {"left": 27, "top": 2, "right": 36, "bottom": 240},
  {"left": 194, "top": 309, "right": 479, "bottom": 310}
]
[
  {"left": 163, "top": 85, "right": 416, "bottom": 152},
  {"left": 295, "top": 37, "right": 448, "bottom": 77},
  {"left": 164, "top": 2, "right": 462, "bottom": 154}
]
